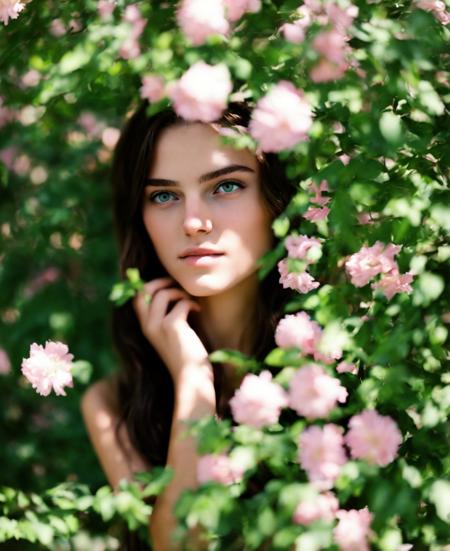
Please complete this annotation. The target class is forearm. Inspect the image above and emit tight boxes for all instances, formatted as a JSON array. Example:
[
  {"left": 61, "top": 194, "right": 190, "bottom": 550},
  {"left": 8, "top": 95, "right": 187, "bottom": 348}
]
[{"left": 149, "top": 366, "right": 216, "bottom": 551}]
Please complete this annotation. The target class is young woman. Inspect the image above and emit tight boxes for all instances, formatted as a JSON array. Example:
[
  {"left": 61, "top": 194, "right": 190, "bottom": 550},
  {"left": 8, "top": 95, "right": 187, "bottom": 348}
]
[{"left": 81, "top": 100, "right": 299, "bottom": 550}]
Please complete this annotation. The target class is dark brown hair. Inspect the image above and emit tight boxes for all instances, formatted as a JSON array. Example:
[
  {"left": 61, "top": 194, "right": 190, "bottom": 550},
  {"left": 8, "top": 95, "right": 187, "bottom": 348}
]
[{"left": 109, "top": 100, "right": 298, "bottom": 549}]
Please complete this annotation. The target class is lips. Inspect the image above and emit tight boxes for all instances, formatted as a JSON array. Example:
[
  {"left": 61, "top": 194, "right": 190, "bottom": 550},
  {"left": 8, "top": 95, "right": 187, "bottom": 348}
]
[{"left": 179, "top": 247, "right": 224, "bottom": 258}]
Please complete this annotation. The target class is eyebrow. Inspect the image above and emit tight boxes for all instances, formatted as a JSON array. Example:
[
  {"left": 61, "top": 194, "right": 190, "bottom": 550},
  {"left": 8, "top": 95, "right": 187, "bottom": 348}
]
[{"left": 145, "top": 164, "right": 255, "bottom": 187}]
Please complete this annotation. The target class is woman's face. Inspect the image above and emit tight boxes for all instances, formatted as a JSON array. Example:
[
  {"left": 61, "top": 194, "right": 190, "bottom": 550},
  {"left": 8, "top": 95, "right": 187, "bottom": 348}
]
[{"left": 141, "top": 122, "right": 274, "bottom": 297}]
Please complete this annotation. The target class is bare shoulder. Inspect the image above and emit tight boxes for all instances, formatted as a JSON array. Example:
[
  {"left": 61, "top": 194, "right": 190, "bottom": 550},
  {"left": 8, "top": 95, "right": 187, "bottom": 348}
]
[{"left": 80, "top": 373, "right": 151, "bottom": 488}]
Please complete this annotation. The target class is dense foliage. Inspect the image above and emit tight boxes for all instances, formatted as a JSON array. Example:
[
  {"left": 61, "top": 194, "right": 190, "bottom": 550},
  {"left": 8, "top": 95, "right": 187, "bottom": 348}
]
[{"left": 0, "top": 0, "right": 449, "bottom": 549}]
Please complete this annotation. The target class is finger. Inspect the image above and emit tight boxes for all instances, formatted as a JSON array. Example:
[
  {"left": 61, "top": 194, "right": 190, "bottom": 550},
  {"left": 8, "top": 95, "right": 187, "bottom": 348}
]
[
  {"left": 165, "top": 298, "right": 201, "bottom": 325},
  {"left": 149, "top": 288, "right": 190, "bottom": 320},
  {"left": 132, "top": 278, "right": 173, "bottom": 315}
]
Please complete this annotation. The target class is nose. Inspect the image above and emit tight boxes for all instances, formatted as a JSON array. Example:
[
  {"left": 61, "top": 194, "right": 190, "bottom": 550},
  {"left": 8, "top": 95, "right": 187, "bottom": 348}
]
[{"left": 182, "top": 199, "right": 213, "bottom": 236}]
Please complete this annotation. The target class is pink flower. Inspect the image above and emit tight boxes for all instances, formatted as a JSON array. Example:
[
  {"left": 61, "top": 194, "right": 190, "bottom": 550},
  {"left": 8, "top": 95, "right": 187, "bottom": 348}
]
[
  {"left": 345, "top": 241, "right": 401, "bottom": 287},
  {"left": 310, "top": 58, "right": 348, "bottom": 83},
  {"left": 229, "top": 370, "right": 288, "bottom": 429},
  {"left": 97, "top": 0, "right": 116, "bottom": 19},
  {"left": 197, "top": 453, "right": 244, "bottom": 485},
  {"left": 309, "top": 180, "right": 330, "bottom": 207},
  {"left": 275, "top": 311, "right": 322, "bottom": 355},
  {"left": 78, "top": 112, "right": 105, "bottom": 139},
  {"left": 313, "top": 29, "right": 349, "bottom": 65},
  {"left": 21, "top": 341, "right": 75, "bottom": 396},
  {"left": 293, "top": 491, "right": 339, "bottom": 525},
  {"left": 345, "top": 410, "right": 402, "bottom": 466},
  {"left": 223, "top": 0, "right": 261, "bottom": 22},
  {"left": 50, "top": 19, "right": 66, "bottom": 37},
  {"left": 249, "top": 81, "right": 313, "bottom": 152},
  {"left": 304, "top": 206, "right": 330, "bottom": 221},
  {"left": 168, "top": 62, "right": 232, "bottom": 122},
  {"left": 357, "top": 212, "right": 379, "bottom": 225},
  {"left": 21, "top": 70, "right": 42, "bottom": 88},
  {"left": 333, "top": 507, "right": 373, "bottom": 551},
  {"left": 119, "top": 39, "right": 140, "bottom": 59},
  {"left": 140, "top": 75, "right": 165, "bottom": 103},
  {"left": 284, "top": 234, "right": 322, "bottom": 262},
  {"left": 123, "top": 4, "right": 146, "bottom": 39},
  {"left": 280, "top": 22, "right": 306, "bottom": 44},
  {"left": 0, "top": 348, "right": 12, "bottom": 375},
  {"left": 336, "top": 361, "right": 358, "bottom": 375},
  {"left": 102, "top": 127, "right": 120, "bottom": 150},
  {"left": 289, "top": 364, "right": 347, "bottom": 419},
  {"left": 0, "top": 0, "right": 25, "bottom": 25},
  {"left": 298, "top": 424, "right": 348, "bottom": 488},
  {"left": 372, "top": 271, "right": 414, "bottom": 300},
  {"left": 278, "top": 259, "right": 320, "bottom": 294},
  {"left": 177, "top": 0, "right": 229, "bottom": 45},
  {"left": 415, "top": 0, "right": 450, "bottom": 24},
  {"left": 325, "top": 3, "right": 359, "bottom": 33}
]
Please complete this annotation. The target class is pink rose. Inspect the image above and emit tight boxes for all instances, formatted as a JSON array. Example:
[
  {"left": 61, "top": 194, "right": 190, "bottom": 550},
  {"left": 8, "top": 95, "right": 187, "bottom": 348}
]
[
  {"left": 372, "top": 271, "right": 414, "bottom": 300},
  {"left": 310, "top": 58, "right": 348, "bottom": 83},
  {"left": 168, "top": 61, "right": 232, "bottom": 122},
  {"left": 336, "top": 361, "right": 358, "bottom": 375},
  {"left": 177, "top": 0, "right": 229, "bottom": 45},
  {"left": 345, "top": 409, "right": 402, "bottom": 466},
  {"left": 309, "top": 179, "right": 330, "bottom": 207},
  {"left": 298, "top": 424, "right": 348, "bottom": 488},
  {"left": 289, "top": 364, "right": 348, "bottom": 419},
  {"left": 274, "top": 311, "right": 322, "bottom": 355},
  {"left": 197, "top": 453, "right": 244, "bottom": 485},
  {"left": 345, "top": 241, "right": 401, "bottom": 287},
  {"left": 293, "top": 491, "right": 339, "bottom": 525},
  {"left": 284, "top": 234, "right": 322, "bottom": 262},
  {"left": 229, "top": 370, "right": 288, "bottom": 428},
  {"left": 97, "top": 0, "right": 115, "bottom": 19},
  {"left": 140, "top": 75, "right": 165, "bottom": 103},
  {"left": 333, "top": 507, "right": 373, "bottom": 551},
  {"left": 0, "top": 0, "right": 25, "bottom": 25},
  {"left": 278, "top": 259, "right": 320, "bottom": 294},
  {"left": 312, "top": 29, "right": 349, "bottom": 65},
  {"left": 249, "top": 80, "right": 313, "bottom": 152},
  {"left": 303, "top": 206, "right": 330, "bottom": 221},
  {"left": 280, "top": 22, "right": 306, "bottom": 44},
  {"left": 21, "top": 341, "right": 75, "bottom": 396},
  {"left": 223, "top": 0, "right": 261, "bottom": 22}
]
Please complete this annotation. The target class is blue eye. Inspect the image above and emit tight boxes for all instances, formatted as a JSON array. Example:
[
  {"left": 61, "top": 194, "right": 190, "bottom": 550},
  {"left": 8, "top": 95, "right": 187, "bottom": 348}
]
[
  {"left": 149, "top": 191, "right": 175, "bottom": 204},
  {"left": 216, "top": 181, "right": 243, "bottom": 194}
]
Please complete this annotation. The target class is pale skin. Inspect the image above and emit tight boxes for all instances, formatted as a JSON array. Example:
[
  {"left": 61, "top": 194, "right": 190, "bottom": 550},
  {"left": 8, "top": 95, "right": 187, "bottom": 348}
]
[{"left": 81, "top": 122, "right": 274, "bottom": 550}]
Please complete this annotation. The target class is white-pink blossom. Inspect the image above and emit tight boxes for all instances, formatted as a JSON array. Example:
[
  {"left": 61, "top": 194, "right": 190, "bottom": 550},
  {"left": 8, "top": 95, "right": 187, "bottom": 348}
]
[
  {"left": 284, "top": 234, "right": 322, "bottom": 262},
  {"left": 345, "top": 241, "right": 401, "bottom": 287},
  {"left": 293, "top": 491, "right": 339, "bottom": 525},
  {"left": 303, "top": 206, "right": 330, "bottom": 221},
  {"left": 197, "top": 453, "right": 244, "bottom": 485},
  {"left": 415, "top": 0, "right": 450, "bottom": 24},
  {"left": 345, "top": 410, "right": 402, "bottom": 466},
  {"left": 177, "top": 0, "right": 229, "bottom": 45},
  {"left": 336, "top": 361, "right": 358, "bottom": 375},
  {"left": 0, "top": 348, "right": 11, "bottom": 375},
  {"left": 119, "top": 39, "right": 140, "bottom": 59},
  {"left": 372, "top": 271, "right": 414, "bottom": 300},
  {"left": 50, "top": 19, "right": 66, "bottom": 37},
  {"left": 229, "top": 370, "right": 288, "bottom": 429},
  {"left": 280, "top": 22, "right": 306, "bottom": 44},
  {"left": 313, "top": 29, "right": 349, "bottom": 65},
  {"left": 275, "top": 311, "right": 322, "bottom": 355},
  {"left": 223, "top": 0, "right": 261, "bottom": 22},
  {"left": 310, "top": 58, "right": 348, "bottom": 83},
  {"left": 309, "top": 180, "right": 330, "bottom": 206},
  {"left": 298, "top": 424, "right": 348, "bottom": 488},
  {"left": 278, "top": 259, "right": 320, "bottom": 294},
  {"left": 333, "top": 507, "right": 373, "bottom": 551},
  {"left": 289, "top": 364, "right": 348, "bottom": 419},
  {"left": 21, "top": 341, "right": 75, "bottom": 396},
  {"left": 140, "top": 75, "right": 165, "bottom": 103},
  {"left": 21, "top": 70, "right": 41, "bottom": 88},
  {"left": 249, "top": 81, "right": 313, "bottom": 152},
  {"left": 97, "top": 0, "right": 116, "bottom": 19},
  {"left": 325, "top": 3, "right": 359, "bottom": 33},
  {"left": 168, "top": 62, "right": 232, "bottom": 122},
  {"left": 0, "top": 0, "right": 25, "bottom": 25}
]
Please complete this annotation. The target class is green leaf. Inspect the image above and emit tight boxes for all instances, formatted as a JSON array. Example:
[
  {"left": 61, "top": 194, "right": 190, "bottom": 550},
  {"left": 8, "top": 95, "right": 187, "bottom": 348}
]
[
  {"left": 379, "top": 112, "right": 403, "bottom": 145},
  {"left": 264, "top": 347, "right": 302, "bottom": 367},
  {"left": 208, "top": 348, "right": 260, "bottom": 370}
]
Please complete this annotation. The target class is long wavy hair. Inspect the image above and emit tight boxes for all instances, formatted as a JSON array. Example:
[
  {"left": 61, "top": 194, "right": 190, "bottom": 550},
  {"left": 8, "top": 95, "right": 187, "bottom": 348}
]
[{"left": 110, "top": 100, "right": 298, "bottom": 549}]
